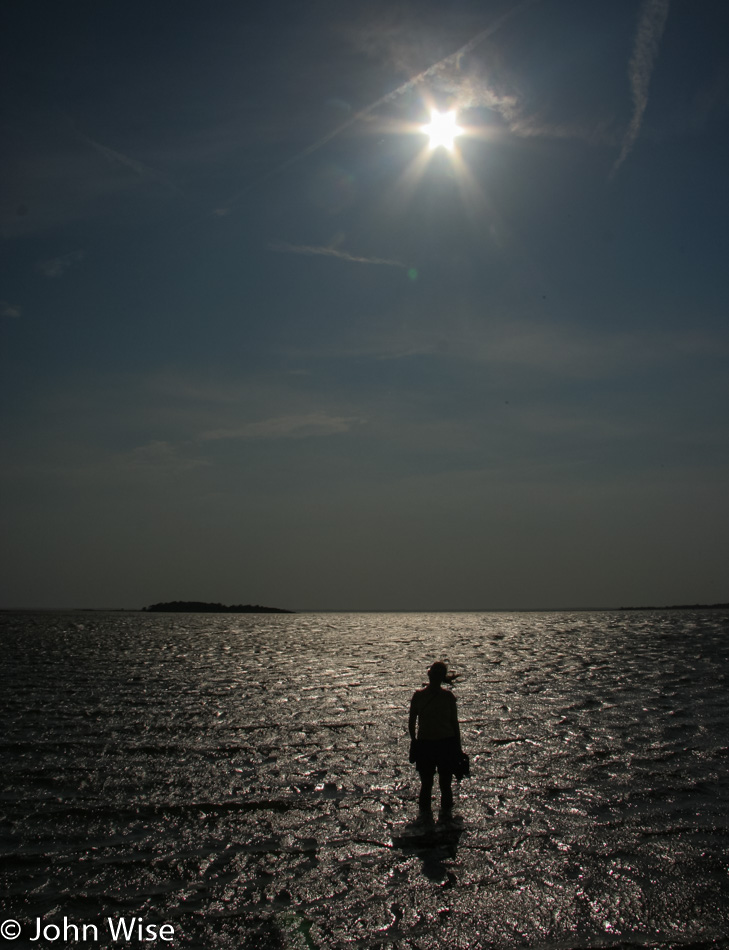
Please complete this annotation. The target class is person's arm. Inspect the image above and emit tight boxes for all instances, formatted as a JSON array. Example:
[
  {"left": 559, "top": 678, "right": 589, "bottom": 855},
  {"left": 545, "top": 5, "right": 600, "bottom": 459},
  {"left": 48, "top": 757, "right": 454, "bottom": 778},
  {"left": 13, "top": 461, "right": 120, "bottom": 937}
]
[
  {"left": 408, "top": 694, "right": 418, "bottom": 741},
  {"left": 451, "top": 695, "right": 461, "bottom": 748},
  {"left": 408, "top": 694, "right": 420, "bottom": 763}
]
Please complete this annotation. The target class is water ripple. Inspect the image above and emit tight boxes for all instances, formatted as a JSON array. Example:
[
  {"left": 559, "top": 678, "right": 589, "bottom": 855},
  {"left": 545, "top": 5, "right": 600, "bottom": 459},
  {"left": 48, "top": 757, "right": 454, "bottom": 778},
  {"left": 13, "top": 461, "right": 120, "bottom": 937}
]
[{"left": 1, "top": 609, "right": 728, "bottom": 947}]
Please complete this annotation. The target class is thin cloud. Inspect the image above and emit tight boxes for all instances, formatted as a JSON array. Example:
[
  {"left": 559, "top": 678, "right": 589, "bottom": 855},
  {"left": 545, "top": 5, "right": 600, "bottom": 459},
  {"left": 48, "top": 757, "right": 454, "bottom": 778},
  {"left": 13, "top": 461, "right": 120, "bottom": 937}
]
[
  {"left": 269, "top": 242, "right": 407, "bottom": 269},
  {"left": 1, "top": 301, "right": 21, "bottom": 318},
  {"left": 202, "top": 412, "right": 360, "bottom": 441},
  {"left": 611, "top": 0, "right": 671, "bottom": 177},
  {"left": 118, "top": 441, "right": 210, "bottom": 474},
  {"left": 224, "top": 0, "right": 539, "bottom": 206},
  {"left": 37, "top": 250, "right": 85, "bottom": 278},
  {"left": 498, "top": 112, "right": 620, "bottom": 146},
  {"left": 82, "top": 135, "right": 178, "bottom": 191}
]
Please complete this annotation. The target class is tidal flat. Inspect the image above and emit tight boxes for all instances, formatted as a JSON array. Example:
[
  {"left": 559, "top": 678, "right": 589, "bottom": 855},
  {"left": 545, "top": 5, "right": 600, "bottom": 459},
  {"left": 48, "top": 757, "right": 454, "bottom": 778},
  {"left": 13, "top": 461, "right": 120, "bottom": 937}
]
[{"left": 1, "top": 610, "right": 727, "bottom": 948}]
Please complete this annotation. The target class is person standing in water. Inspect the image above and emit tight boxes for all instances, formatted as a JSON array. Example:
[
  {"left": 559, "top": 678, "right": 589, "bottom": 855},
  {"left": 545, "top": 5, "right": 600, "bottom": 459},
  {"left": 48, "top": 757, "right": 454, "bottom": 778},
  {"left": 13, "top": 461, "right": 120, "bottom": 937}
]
[{"left": 409, "top": 661, "right": 461, "bottom": 813}]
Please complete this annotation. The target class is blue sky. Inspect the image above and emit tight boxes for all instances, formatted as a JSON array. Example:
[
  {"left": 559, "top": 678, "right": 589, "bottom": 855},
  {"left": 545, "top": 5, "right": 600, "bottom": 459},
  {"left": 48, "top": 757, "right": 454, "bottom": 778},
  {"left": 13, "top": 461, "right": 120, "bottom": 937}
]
[{"left": 1, "top": 0, "right": 728, "bottom": 609}]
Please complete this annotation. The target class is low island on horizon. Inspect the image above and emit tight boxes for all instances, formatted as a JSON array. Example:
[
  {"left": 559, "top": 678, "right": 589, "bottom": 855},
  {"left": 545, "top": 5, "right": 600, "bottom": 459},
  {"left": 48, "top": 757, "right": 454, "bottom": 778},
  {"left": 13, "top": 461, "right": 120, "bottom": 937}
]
[{"left": 143, "top": 601, "right": 294, "bottom": 614}]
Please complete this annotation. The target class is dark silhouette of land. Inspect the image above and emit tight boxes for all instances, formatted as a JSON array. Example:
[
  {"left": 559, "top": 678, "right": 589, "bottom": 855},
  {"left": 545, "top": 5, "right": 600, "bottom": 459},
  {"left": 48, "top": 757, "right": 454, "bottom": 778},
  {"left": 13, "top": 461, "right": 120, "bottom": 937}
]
[{"left": 143, "top": 601, "right": 294, "bottom": 613}]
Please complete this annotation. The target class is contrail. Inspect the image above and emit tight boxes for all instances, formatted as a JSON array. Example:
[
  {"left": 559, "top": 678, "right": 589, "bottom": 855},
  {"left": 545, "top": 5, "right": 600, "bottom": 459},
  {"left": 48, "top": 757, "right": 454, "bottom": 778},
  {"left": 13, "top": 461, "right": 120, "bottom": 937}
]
[
  {"left": 223, "top": 0, "right": 540, "bottom": 208},
  {"left": 269, "top": 242, "right": 407, "bottom": 268},
  {"left": 611, "top": 0, "right": 671, "bottom": 177},
  {"left": 83, "top": 135, "right": 179, "bottom": 191}
]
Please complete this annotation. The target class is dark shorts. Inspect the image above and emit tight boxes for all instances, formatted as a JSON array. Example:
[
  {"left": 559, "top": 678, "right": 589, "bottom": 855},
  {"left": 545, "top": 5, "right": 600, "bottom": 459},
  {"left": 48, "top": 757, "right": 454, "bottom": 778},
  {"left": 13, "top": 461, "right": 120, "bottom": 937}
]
[{"left": 414, "top": 737, "right": 460, "bottom": 774}]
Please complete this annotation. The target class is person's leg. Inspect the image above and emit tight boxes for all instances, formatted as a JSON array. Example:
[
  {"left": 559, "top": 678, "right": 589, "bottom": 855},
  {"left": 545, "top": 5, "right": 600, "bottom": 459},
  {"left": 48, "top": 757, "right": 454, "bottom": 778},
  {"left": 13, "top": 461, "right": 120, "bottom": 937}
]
[
  {"left": 438, "top": 766, "right": 454, "bottom": 811},
  {"left": 418, "top": 763, "right": 436, "bottom": 811}
]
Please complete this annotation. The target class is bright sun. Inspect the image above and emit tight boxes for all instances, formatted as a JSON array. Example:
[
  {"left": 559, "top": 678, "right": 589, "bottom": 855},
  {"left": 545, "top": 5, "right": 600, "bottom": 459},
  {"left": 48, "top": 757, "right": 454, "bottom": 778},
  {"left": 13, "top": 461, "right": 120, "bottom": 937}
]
[{"left": 421, "top": 109, "right": 462, "bottom": 150}]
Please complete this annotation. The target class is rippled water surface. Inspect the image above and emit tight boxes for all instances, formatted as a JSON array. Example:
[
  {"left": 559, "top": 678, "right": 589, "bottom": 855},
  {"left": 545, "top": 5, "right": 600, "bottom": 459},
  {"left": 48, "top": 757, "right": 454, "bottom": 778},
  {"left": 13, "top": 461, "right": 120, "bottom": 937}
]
[{"left": 2, "top": 610, "right": 728, "bottom": 948}]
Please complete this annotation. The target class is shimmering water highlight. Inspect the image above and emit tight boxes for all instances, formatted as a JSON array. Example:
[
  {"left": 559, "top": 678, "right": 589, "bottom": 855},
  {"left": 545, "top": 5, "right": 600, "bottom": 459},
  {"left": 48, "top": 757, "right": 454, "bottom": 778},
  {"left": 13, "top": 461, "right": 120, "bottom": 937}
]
[{"left": 1, "top": 610, "right": 727, "bottom": 948}]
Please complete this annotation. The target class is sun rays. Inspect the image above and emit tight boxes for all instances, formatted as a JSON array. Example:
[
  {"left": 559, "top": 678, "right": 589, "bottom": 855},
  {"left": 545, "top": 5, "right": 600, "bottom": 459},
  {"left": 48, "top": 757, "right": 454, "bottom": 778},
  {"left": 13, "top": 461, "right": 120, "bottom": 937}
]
[{"left": 374, "top": 104, "right": 492, "bottom": 218}]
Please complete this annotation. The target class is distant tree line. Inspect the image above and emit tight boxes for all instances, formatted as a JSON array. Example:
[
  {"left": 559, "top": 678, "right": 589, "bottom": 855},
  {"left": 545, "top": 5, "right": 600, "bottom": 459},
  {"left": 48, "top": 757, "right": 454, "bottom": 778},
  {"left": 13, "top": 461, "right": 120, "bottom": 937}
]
[{"left": 143, "top": 601, "right": 293, "bottom": 613}]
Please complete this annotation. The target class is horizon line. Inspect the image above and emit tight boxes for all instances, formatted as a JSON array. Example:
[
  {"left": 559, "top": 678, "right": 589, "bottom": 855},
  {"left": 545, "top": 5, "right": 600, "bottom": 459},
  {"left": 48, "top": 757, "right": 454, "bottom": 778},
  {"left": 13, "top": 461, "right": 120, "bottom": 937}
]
[{"left": 2, "top": 602, "right": 728, "bottom": 613}]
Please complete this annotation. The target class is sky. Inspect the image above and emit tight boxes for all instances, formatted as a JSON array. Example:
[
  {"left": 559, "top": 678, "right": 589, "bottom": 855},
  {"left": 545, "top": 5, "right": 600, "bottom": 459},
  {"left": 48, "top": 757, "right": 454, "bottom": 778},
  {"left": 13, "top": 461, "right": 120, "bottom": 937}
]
[{"left": 1, "top": 0, "right": 728, "bottom": 611}]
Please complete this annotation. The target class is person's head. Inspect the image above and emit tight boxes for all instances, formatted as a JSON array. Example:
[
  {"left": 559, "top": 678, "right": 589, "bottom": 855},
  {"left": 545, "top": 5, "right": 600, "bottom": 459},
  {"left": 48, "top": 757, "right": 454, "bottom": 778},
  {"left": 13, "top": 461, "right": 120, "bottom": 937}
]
[{"left": 428, "top": 661, "right": 448, "bottom": 685}]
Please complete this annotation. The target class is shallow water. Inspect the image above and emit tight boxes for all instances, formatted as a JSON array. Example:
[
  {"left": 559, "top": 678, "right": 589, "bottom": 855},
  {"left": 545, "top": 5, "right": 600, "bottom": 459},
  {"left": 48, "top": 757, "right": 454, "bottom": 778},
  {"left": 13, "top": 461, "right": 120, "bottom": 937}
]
[{"left": 1, "top": 610, "right": 728, "bottom": 948}]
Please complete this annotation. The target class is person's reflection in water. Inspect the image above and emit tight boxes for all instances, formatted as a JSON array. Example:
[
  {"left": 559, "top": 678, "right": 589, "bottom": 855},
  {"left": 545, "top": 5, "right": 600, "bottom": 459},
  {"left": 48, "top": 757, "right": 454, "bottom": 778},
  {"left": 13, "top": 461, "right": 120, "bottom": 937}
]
[{"left": 409, "top": 661, "right": 461, "bottom": 814}]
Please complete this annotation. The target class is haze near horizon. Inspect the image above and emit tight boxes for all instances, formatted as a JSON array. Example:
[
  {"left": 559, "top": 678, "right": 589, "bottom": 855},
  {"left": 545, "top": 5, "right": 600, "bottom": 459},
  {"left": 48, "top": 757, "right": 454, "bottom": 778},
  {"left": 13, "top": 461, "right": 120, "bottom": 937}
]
[{"left": 1, "top": 0, "right": 728, "bottom": 611}]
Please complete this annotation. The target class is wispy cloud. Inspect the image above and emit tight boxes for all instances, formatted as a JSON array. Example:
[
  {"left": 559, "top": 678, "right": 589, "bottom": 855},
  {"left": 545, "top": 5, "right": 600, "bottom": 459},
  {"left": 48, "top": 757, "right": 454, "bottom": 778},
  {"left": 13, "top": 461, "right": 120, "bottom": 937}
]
[
  {"left": 348, "top": 1, "right": 621, "bottom": 151},
  {"left": 224, "top": 0, "right": 539, "bottom": 206},
  {"left": 269, "top": 242, "right": 407, "bottom": 269},
  {"left": 114, "top": 440, "right": 210, "bottom": 475},
  {"left": 611, "top": 0, "right": 671, "bottom": 177},
  {"left": 502, "top": 113, "right": 620, "bottom": 147},
  {"left": 1, "top": 300, "right": 21, "bottom": 318},
  {"left": 202, "top": 412, "right": 361, "bottom": 441},
  {"left": 37, "top": 250, "right": 85, "bottom": 278},
  {"left": 440, "top": 78, "right": 619, "bottom": 146},
  {"left": 370, "top": 0, "right": 540, "bottom": 110},
  {"left": 283, "top": 313, "right": 729, "bottom": 384},
  {"left": 82, "top": 135, "right": 178, "bottom": 191}
]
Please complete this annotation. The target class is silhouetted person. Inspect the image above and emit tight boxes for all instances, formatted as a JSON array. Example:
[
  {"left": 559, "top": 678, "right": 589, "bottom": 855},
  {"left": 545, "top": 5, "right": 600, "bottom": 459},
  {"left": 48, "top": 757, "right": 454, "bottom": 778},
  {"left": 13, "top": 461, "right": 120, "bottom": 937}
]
[{"left": 409, "top": 661, "right": 461, "bottom": 814}]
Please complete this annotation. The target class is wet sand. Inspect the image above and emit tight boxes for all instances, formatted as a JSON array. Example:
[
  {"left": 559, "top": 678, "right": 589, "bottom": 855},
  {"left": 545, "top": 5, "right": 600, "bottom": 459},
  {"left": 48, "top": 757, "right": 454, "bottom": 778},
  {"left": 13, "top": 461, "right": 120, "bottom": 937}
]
[{"left": 2, "top": 610, "right": 727, "bottom": 947}]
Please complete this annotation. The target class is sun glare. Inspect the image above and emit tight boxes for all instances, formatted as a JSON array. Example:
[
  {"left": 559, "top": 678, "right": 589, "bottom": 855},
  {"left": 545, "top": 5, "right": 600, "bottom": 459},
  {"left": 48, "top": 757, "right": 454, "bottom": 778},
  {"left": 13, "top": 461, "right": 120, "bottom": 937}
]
[{"left": 421, "top": 109, "right": 462, "bottom": 150}]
